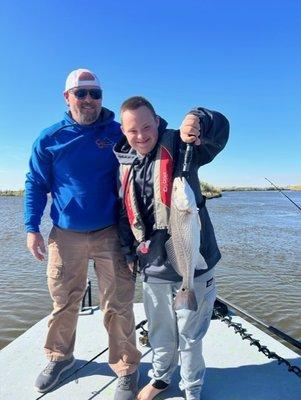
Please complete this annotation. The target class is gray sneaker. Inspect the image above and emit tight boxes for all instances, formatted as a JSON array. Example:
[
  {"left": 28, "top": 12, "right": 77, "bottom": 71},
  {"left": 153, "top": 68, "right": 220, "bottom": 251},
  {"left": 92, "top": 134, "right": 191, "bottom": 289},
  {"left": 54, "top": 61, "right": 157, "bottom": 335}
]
[
  {"left": 185, "top": 389, "right": 201, "bottom": 400},
  {"left": 114, "top": 369, "right": 140, "bottom": 400},
  {"left": 35, "top": 356, "right": 76, "bottom": 393}
]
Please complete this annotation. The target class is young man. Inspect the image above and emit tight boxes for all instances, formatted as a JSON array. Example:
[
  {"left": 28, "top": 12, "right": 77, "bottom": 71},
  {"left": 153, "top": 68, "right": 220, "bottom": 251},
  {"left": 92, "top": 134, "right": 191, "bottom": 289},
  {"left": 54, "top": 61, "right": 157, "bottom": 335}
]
[{"left": 114, "top": 97, "right": 229, "bottom": 400}]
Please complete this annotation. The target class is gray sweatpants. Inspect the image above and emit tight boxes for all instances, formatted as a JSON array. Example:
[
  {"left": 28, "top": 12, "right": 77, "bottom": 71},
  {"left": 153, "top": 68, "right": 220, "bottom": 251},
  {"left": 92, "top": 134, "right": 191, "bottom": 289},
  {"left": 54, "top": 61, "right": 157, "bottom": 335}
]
[{"left": 143, "top": 268, "right": 216, "bottom": 397}]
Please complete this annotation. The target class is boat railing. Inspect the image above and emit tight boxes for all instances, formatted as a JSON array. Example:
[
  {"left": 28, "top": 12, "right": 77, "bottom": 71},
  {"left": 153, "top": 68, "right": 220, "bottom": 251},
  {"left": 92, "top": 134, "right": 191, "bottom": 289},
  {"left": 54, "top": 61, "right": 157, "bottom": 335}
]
[{"left": 216, "top": 296, "right": 301, "bottom": 352}]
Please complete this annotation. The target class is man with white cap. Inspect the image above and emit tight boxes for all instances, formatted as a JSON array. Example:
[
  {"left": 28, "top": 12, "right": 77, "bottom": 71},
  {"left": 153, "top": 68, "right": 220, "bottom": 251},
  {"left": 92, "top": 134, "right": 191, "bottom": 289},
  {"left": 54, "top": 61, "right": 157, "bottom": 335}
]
[{"left": 25, "top": 68, "right": 142, "bottom": 399}]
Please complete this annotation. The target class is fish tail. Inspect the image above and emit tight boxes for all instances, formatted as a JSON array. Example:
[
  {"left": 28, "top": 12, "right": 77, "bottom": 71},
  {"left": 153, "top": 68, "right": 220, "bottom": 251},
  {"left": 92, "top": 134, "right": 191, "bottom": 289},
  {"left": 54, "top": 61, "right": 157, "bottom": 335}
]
[{"left": 174, "top": 287, "right": 198, "bottom": 311}]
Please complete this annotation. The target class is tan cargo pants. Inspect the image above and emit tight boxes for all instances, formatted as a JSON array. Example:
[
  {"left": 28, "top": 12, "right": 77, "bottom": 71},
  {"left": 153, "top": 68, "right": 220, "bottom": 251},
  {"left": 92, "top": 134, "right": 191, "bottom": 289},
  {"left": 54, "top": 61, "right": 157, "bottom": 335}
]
[{"left": 44, "top": 225, "right": 141, "bottom": 376}]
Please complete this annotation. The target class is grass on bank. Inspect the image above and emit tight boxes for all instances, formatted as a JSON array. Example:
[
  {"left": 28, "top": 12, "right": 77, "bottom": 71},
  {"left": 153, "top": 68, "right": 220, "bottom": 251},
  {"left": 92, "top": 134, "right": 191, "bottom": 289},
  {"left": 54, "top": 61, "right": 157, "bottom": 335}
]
[
  {"left": 201, "top": 182, "right": 221, "bottom": 198},
  {"left": 0, "top": 190, "right": 24, "bottom": 196},
  {"left": 290, "top": 185, "right": 301, "bottom": 191}
]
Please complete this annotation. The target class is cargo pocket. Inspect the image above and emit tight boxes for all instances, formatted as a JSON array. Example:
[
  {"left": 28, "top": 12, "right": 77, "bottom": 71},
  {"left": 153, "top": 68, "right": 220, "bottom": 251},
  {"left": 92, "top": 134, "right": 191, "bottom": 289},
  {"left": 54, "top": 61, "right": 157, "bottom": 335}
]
[
  {"left": 47, "top": 231, "right": 63, "bottom": 279},
  {"left": 47, "top": 262, "right": 68, "bottom": 307},
  {"left": 47, "top": 243, "right": 66, "bottom": 305},
  {"left": 47, "top": 263, "right": 64, "bottom": 279},
  {"left": 47, "top": 248, "right": 64, "bottom": 278}
]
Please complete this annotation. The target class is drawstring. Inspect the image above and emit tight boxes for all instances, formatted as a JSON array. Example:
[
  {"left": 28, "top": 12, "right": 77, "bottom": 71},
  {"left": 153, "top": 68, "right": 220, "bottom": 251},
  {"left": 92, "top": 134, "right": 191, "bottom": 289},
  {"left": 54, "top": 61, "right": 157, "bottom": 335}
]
[
  {"left": 141, "top": 155, "right": 149, "bottom": 204},
  {"left": 122, "top": 157, "right": 139, "bottom": 210}
]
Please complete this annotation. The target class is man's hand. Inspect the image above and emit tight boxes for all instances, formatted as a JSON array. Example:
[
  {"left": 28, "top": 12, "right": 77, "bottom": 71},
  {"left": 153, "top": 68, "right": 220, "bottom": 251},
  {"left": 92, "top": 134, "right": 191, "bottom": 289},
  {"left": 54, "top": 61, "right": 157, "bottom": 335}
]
[
  {"left": 180, "top": 114, "right": 201, "bottom": 145},
  {"left": 127, "top": 262, "right": 135, "bottom": 272},
  {"left": 27, "top": 232, "right": 46, "bottom": 261},
  {"left": 127, "top": 261, "right": 138, "bottom": 282}
]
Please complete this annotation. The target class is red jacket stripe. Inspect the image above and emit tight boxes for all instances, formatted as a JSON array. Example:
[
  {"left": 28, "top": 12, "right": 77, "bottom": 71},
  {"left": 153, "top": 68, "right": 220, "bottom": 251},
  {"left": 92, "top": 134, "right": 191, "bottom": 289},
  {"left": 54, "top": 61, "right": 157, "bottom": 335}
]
[{"left": 159, "top": 145, "right": 173, "bottom": 207}]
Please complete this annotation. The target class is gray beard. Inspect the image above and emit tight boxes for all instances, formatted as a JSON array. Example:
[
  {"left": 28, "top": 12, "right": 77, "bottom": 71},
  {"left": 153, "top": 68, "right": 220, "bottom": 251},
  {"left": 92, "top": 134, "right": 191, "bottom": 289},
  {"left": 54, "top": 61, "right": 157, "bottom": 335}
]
[
  {"left": 76, "top": 110, "right": 99, "bottom": 125},
  {"left": 70, "top": 106, "right": 101, "bottom": 125}
]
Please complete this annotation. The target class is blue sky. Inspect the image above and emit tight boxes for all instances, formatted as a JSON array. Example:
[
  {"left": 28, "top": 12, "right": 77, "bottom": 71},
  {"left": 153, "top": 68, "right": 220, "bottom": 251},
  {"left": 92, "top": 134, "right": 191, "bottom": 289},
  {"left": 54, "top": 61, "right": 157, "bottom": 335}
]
[{"left": 0, "top": 0, "right": 300, "bottom": 189}]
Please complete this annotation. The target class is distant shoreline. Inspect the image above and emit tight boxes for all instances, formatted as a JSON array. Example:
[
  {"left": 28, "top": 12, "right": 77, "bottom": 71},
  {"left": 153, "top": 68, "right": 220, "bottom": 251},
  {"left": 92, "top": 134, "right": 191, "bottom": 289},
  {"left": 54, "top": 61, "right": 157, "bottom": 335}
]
[
  {"left": 1, "top": 185, "right": 300, "bottom": 197},
  {"left": 0, "top": 190, "right": 24, "bottom": 197},
  {"left": 221, "top": 186, "right": 301, "bottom": 192}
]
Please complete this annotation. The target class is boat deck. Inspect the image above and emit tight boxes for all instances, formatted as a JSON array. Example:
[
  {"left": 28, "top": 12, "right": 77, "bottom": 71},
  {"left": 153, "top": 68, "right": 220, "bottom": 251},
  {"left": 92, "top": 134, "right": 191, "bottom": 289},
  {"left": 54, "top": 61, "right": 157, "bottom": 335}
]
[{"left": 0, "top": 303, "right": 300, "bottom": 399}]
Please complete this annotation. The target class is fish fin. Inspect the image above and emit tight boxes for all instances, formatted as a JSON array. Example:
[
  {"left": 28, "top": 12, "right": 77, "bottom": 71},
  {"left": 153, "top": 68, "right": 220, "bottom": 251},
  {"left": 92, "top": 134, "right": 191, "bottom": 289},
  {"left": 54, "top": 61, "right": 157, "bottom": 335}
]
[
  {"left": 165, "top": 238, "right": 182, "bottom": 275},
  {"left": 174, "top": 287, "right": 198, "bottom": 311}
]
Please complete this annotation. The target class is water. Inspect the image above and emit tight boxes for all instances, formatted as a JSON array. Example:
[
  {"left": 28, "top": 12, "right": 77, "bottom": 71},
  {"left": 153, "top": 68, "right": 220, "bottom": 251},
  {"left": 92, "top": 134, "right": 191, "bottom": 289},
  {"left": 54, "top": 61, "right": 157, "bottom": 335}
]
[
  {"left": 211, "top": 191, "right": 301, "bottom": 343},
  {"left": 0, "top": 192, "right": 300, "bottom": 350}
]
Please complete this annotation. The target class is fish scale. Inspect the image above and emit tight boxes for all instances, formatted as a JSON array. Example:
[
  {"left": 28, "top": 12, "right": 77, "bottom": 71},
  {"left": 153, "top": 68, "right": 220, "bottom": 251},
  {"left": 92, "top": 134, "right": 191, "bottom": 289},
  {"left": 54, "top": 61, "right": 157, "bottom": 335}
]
[{"left": 165, "top": 177, "right": 207, "bottom": 311}]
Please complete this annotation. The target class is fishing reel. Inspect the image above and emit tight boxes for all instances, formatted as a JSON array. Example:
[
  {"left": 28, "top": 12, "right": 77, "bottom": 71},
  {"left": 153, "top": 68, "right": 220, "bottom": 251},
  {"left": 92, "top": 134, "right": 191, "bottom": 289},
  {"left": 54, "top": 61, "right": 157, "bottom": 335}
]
[
  {"left": 212, "top": 299, "right": 228, "bottom": 320},
  {"left": 139, "top": 325, "right": 150, "bottom": 347}
]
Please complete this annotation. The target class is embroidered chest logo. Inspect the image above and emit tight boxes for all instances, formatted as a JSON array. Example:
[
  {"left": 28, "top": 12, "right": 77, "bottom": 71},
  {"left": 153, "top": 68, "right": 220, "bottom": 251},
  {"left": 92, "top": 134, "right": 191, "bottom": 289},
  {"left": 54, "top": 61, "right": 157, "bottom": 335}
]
[{"left": 95, "top": 137, "right": 115, "bottom": 149}]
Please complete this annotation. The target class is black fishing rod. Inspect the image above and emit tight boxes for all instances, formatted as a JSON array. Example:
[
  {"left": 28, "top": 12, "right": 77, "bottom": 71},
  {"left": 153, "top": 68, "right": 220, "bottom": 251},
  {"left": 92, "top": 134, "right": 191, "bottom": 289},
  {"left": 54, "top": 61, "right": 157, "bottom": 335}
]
[
  {"left": 182, "top": 143, "right": 194, "bottom": 174},
  {"left": 265, "top": 177, "right": 301, "bottom": 212},
  {"left": 217, "top": 296, "right": 301, "bottom": 351}
]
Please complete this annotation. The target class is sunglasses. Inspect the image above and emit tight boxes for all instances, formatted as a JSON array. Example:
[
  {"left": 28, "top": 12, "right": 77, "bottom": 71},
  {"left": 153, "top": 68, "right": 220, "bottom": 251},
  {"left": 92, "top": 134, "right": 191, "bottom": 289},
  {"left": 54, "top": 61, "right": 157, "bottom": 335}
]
[{"left": 70, "top": 88, "right": 102, "bottom": 100}]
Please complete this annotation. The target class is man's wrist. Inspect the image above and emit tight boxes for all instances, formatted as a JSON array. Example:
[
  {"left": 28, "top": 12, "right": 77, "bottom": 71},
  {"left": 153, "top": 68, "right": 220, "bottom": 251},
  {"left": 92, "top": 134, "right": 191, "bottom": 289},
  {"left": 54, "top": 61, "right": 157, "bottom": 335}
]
[{"left": 26, "top": 229, "right": 40, "bottom": 234}]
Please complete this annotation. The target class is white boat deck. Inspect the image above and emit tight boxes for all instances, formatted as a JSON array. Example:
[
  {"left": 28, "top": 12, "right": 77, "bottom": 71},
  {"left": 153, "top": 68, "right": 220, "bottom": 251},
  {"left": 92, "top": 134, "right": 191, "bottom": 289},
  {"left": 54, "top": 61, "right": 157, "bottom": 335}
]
[{"left": 0, "top": 303, "right": 300, "bottom": 400}]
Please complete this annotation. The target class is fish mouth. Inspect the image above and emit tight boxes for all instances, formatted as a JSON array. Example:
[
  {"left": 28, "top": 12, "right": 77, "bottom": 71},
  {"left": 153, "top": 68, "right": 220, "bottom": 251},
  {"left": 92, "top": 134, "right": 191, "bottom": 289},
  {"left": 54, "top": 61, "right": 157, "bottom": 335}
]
[{"left": 174, "top": 288, "right": 198, "bottom": 311}]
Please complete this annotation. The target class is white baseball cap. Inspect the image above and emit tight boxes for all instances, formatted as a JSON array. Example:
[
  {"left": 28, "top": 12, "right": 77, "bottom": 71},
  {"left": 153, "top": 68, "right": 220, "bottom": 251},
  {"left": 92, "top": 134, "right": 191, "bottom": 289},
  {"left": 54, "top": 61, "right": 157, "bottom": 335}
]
[{"left": 65, "top": 69, "right": 101, "bottom": 92}]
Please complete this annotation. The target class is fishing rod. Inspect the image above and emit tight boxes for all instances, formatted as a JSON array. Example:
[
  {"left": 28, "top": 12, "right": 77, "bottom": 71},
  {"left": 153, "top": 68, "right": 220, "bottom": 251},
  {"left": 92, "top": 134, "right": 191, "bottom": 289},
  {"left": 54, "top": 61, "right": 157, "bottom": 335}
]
[
  {"left": 265, "top": 177, "right": 301, "bottom": 212},
  {"left": 182, "top": 143, "right": 194, "bottom": 175},
  {"left": 217, "top": 296, "right": 301, "bottom": 351}
]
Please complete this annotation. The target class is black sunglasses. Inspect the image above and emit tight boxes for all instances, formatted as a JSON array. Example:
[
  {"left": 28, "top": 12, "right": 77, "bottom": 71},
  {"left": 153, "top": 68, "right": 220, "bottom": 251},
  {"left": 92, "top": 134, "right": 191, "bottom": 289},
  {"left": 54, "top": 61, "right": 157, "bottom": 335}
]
[{"left": 70, "top": 88, "right": 102, "bottom": 100}]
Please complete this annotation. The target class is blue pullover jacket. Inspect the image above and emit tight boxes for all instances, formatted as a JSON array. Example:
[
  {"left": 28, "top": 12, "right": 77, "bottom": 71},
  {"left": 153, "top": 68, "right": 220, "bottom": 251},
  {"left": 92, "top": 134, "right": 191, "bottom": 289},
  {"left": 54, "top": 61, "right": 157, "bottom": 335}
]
[{"left": 24, "top": 108, "right": 122, "bottom": 232}]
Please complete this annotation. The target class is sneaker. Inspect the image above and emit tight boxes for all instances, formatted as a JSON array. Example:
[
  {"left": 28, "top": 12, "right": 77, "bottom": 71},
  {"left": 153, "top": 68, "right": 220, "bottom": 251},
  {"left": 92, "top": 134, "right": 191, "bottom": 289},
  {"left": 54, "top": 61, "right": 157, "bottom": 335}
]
[
  {"left": 114, "top": 369, "right": 140, "bottom": 400},
  {"left": 185, "top": 389, "right": 201, "bottom": 400},
  {"left": 35, "top": 356, "right": 76, "bottom": 393}
]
